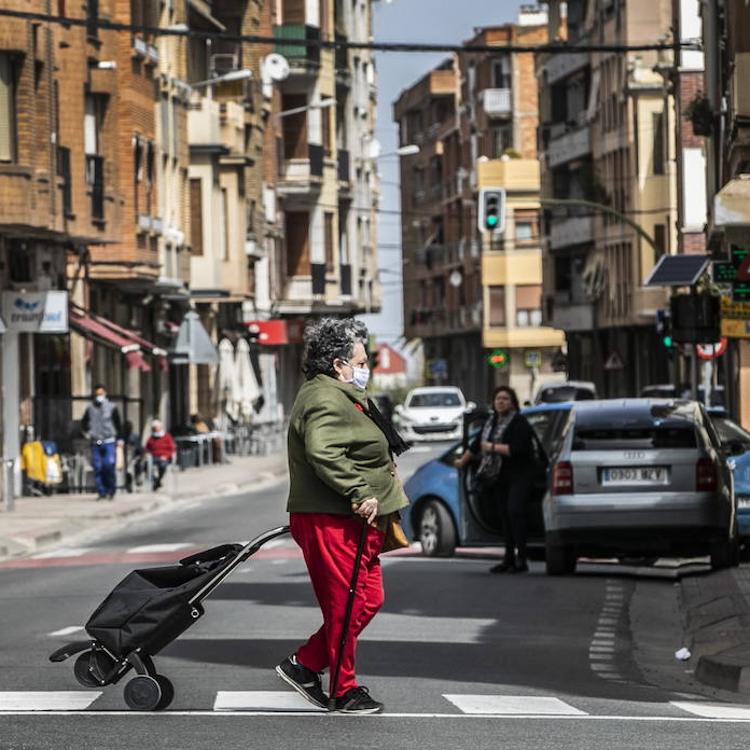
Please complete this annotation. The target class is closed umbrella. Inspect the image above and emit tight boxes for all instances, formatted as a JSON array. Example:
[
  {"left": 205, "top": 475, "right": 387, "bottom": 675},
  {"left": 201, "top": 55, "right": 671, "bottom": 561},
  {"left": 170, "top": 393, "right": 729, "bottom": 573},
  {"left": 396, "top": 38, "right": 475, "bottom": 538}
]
[
  {"left": 236, "top": 339, "right": 261, "bottom": 420},
  {"left": 217, "top": 338, "right": 241, "bottom": 423}
]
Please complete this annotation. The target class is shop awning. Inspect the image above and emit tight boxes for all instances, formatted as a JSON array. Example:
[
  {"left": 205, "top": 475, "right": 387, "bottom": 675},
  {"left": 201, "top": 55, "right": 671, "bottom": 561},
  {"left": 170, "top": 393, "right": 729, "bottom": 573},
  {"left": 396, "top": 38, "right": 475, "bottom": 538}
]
[
  {"left": 171, "top": 311, "right": 218, "bottom": 365},
  {"left": 70, "top": 310, "right": 151, "bottom": 372},
  {"left": 714, "top": 177, "right": 750, "bottom": 228}
]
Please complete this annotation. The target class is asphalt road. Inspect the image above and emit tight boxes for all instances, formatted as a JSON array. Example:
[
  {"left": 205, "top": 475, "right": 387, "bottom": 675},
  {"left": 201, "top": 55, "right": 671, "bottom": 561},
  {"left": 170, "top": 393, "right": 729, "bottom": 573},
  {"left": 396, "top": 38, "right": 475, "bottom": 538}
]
[{"left": 2, "top": 442, "right": 750, "bottom": 750}]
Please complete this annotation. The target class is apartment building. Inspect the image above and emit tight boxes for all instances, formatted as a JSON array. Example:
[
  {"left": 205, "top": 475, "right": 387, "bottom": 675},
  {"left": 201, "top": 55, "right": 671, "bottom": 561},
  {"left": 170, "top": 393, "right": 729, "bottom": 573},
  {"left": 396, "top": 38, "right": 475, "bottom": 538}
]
[
  {"left": 538, "top": 0, "right": 676, "bottom": 396},
  {"left": 395, "top": 7, "right": 563, "bottom": 403},
  {"left": 703, "top": 0, "right": 750, "bottom": 424},
  {"left": 271, "top": 0, "right": 380, "bottom": 409}
]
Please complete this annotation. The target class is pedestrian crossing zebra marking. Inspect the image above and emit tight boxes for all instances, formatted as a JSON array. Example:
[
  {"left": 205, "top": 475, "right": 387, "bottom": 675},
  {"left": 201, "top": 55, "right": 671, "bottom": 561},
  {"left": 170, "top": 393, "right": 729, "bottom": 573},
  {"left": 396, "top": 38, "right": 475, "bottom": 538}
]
[
  {"left": 0, "top": 692, "right": 101, "bottom": 711},
  {"left": 214, "top": 691, "right": 326, "bottom": 713},
  {"left": 443, "top": 695, "right": 587, "bottom": 716},
  {"left": 47, "top": 626, "right": 85, "bottom": 638},
  {"left": 670, "top": 702, "right": 750, "bottom": 720},
  {"left": 126, "top": 543, "right": 193, "bottom": 554}
]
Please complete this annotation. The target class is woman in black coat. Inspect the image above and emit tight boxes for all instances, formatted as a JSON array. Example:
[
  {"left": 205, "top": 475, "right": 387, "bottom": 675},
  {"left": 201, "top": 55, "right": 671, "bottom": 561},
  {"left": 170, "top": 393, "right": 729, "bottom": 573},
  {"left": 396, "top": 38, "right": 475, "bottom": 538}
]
[{"left": 457, "top": 386, "right": 536, "bottom": 573}]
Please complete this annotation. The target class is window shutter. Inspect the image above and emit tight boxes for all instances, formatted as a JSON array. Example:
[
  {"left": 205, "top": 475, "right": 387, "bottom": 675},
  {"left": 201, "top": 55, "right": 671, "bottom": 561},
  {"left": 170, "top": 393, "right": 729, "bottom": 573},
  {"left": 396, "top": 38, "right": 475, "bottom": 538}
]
[{"left": 0, "top": 55, "right": 15, "bottom": 161}]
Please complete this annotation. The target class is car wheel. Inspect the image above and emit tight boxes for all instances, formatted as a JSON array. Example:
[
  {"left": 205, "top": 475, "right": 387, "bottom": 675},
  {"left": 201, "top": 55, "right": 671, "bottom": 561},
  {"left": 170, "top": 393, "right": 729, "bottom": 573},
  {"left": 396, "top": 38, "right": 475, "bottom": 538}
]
[
  {"left": 545, "top": 538, "right": 576, "bottom": 576},
  {"left": 418, "top": 500, "right": 456, "bottom": 558}
]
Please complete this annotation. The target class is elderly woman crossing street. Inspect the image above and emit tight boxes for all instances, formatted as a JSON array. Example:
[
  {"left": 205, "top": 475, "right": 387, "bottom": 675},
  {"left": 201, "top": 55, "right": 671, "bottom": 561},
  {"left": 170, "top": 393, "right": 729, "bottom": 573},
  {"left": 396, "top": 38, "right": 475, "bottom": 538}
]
[{"left": 275, "top": 317, "right": 409, "bottom": 714}]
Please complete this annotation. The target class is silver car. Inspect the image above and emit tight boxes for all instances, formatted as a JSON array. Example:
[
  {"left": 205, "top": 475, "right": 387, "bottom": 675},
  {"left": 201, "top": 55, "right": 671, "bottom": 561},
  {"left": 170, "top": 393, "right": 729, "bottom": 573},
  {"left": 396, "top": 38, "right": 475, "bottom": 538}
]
[{"left": 543, "top": 399, "right": 737, "bottom": 575}]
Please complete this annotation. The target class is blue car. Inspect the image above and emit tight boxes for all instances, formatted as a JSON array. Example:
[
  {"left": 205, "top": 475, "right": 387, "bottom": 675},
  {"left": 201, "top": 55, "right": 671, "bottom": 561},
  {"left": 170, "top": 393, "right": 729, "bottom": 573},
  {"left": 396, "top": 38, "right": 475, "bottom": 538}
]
[{"left": 402, "top": 402, "right": 573, "bottom": 556}]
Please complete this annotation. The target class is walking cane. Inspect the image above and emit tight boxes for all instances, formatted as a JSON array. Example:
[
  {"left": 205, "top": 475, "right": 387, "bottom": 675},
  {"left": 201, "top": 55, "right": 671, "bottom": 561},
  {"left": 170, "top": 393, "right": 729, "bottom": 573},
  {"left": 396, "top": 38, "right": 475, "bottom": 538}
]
[{"left": 328, "top": 518, "right": 369, "bottom": 710}]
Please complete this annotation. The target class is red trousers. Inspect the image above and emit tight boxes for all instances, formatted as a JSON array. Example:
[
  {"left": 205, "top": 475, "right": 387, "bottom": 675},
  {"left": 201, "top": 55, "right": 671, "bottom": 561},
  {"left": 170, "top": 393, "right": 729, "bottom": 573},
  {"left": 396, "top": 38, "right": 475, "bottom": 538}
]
[{"left": 290, "top": 512, "right": 385, "bottom": 697}]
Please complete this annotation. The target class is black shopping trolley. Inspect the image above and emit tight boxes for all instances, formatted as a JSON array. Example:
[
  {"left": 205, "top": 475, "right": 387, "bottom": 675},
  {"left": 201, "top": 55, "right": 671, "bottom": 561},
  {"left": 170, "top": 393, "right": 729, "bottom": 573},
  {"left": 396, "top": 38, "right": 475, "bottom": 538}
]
[{"left": 49, "top": 525, "right": 290, "bottom": 711}]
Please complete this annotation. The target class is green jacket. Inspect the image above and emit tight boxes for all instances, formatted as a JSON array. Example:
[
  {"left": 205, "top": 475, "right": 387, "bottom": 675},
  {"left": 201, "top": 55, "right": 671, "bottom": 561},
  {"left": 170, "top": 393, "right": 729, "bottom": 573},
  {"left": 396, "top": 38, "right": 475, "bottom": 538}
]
[{"left": 286, "top": 374, "right": 408, "bottom": 516}]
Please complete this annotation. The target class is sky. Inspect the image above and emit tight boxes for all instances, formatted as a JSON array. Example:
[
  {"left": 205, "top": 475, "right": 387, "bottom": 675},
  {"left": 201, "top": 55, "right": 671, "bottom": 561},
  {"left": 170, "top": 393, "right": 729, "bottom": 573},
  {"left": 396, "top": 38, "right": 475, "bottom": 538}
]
[{"left": 360, "top": 0, "right": 525, "bottom": 343}]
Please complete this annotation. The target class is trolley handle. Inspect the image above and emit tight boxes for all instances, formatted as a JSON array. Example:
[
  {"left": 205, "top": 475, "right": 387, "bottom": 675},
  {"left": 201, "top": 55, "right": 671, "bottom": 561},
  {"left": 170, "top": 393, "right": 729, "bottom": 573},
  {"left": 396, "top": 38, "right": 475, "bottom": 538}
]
[{"left": 188, "top": 525, "right": 290, "bottom": 605}]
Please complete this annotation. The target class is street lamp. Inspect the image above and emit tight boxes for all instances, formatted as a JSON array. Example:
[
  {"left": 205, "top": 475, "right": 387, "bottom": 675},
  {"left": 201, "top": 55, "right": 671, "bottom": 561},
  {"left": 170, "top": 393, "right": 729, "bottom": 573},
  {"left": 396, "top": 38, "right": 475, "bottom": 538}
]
[
  {"left": 190, "top": 69, "right": 253, "bottom": 90},
  {"left": 276, "top": 97, "right": 336, "bottom": 118},
  {"left": 370, "top": 143, "right": 420, "bottom": 159}
]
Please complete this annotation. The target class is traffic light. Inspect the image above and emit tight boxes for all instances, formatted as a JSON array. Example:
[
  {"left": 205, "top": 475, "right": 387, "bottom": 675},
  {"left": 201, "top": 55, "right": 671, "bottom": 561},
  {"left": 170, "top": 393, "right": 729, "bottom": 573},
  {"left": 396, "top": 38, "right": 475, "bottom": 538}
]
[
  {"left": 478, "top": 188, "right": 506, "bottom": 234},
  {"left": 487, "top": 349, "right": 509, "bottom": 369},
  {"left": 655, "top": 309, "right": 674, "bottom": 350}
]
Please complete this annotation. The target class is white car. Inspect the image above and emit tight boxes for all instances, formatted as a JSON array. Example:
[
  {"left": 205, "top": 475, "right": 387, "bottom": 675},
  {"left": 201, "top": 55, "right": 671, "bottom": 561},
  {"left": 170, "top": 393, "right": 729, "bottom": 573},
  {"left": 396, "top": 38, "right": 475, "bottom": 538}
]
[{"left": 395, "top": 387, "right": 474, "bottom": 442}]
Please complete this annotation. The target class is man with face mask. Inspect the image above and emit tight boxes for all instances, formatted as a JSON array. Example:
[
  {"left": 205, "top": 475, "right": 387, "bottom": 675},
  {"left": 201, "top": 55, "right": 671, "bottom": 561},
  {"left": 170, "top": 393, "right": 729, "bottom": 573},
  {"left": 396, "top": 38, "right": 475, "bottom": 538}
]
[{"left": 81, "top": 384, "right": 123, "bottom": 500}]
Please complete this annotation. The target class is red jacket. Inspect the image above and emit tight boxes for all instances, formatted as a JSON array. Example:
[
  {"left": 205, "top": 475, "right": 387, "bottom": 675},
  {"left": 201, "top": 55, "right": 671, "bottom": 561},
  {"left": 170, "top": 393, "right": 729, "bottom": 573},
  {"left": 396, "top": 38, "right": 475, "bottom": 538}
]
[{"left": 145, "top": 433, "right": 176, "bottom": 461}]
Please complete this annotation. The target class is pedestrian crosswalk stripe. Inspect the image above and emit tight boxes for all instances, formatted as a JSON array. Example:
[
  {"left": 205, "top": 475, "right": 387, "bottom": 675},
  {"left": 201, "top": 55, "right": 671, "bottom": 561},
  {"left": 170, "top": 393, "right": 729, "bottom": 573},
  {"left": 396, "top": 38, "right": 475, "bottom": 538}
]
[
  {"left": 126, "top": 543, "right": 193, "bottom": 554},
  {"left": 213, "top": 691, "right": 326, "bottom": 713},
  {"left": 670, "top": 702, "right": 750, "bottom": 720},
  {"left": 48, "top": 625, "right": 85, "bottom": 637},
  {"left": 32, "top": 548, "right": 92, "bottom": 559},
  {"left": 0, "top": 692, "right": 102, "bottom": 711},
  {"left": 443, "top": 695, "right": 587, "bottom": 716}
]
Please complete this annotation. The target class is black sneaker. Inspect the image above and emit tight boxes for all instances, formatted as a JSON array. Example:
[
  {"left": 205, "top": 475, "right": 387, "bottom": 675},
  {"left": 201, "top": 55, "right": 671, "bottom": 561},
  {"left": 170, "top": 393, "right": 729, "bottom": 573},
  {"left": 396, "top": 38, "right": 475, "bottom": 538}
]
[
  {"left": 334, "top": 686, "right": 384, "bottom": 714},
  {"left": 489, "top": 560, "right": 514, "bottom": 574},
  {"left": 275, "top": 656, "right": 327, "bottom": 709}
]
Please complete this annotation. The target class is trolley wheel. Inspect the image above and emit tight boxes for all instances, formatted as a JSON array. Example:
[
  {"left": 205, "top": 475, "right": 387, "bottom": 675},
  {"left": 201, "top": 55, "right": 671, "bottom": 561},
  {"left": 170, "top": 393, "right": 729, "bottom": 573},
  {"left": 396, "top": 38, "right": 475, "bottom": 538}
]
[
  {"left": 123, "top": 675, "right": 162, "bottom": 711},
  {"left": 155, "top": 675, "right": 175, "bottom": 710},
  {"left": 73, "top": 652, "right": 100, "bottom": 688},
  {"left": 74, "top": 650, "right": 116, "bottom": 688}
]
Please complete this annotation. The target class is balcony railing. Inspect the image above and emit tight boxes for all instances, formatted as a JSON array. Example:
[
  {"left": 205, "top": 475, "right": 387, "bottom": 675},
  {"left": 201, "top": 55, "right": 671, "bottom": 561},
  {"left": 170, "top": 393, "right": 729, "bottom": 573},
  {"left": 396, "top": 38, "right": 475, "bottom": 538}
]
[
  {"left": 543, "top": 51, "right": 588, "bottom": 85},
  {"left": 548, "top": 123, "right": 591, "bottom": 168},
  {"left": 481, "top": 88, "right": 512, "bottom": 117},
  {"left": 549, "top": 215, "right": 595, "bottom": 250},
  {"left": 56, "top": 146, "right": 72, "bottom": 217},
  {"left": 85, "top": 154, "right": 104, "bottom": 220},
  {"left": 337, "top": 149, "right": 350, "bottom": 182},
  {"left": 273, "top": 25, "right": 321, "bottom": 67}
]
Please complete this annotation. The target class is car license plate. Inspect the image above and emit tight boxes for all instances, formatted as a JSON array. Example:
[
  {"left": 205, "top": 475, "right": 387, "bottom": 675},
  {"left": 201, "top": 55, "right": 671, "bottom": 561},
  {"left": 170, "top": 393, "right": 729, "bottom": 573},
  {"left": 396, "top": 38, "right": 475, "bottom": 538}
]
[{"left": 601, "top": 467, "right": 668, "bottom": 486}]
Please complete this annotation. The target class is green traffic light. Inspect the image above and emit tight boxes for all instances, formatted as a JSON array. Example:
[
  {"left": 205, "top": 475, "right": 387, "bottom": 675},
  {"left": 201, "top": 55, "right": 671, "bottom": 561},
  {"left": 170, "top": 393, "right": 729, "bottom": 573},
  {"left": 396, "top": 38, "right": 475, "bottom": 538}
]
[
  {"left": 486, "top": 215, "right": 498, "bottom": 228},
  {"left": 662, "top": 335, "right": 673, "bottom": 348}
]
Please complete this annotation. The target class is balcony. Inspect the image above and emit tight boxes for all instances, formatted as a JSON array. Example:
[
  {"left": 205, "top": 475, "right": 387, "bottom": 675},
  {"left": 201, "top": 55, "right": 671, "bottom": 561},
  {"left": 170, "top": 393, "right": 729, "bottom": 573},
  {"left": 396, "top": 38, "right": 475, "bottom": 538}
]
[
  {"left": 273, "top": 25, "right": 321, "bottom": 68},
  {"left": 188, "top": 96, "right": 221, "bottom": 146},
  {"left": 549, "top": 215, "right": 594, "bottom": 250},
  {"left": 480, "top": 88, "right": 512, "bottom": 118},
  {"left": 85, "top": 154, "right": 104, "bottom": 221},
  {"left": 548, "top": 123, "right": 591, "bottom": 168},
  {"left": 278, "top": 144, "right": 324, "bottom": 192},
  {"left": 551, "top": 294, "right": 594, "bottom": 332},
  {"left": 543, "top": 51, "right": 588, "bottom": 85}
]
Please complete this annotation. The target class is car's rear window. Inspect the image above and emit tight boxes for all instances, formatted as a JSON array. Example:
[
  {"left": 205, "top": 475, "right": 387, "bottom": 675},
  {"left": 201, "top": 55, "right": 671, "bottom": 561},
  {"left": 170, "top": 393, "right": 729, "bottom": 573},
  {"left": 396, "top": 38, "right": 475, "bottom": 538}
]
[
  {"left": 573, "top": 425, "right": 698, "bottom": 450},
  {"left": 408, "top": 392, "right": 461, "bottom": 408},
  {"left": 540, "top": 387, "right": 594, "bottom": 402}
]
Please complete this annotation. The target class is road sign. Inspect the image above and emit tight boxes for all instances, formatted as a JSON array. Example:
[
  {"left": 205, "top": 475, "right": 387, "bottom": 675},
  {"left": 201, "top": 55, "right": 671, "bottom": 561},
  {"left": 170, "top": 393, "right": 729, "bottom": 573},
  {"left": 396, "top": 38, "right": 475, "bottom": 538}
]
[
  {"left": 721, "top": 297, "right": 750, "bottom": 320},
  {"left": 524, "top": 350, "right": 542, "bottom": 368},
  {"left": 713, "top": 261, "right": 737, "bottom": 283},
  {"left": 733, "top": 282, "right": 750, "bottom": 302},
  {"left": 735, "top": 245, "right": 750, "bottom": 282},
  {"left": 696, "top": 338, "right": 728, "bottom": 360},
  {"left": 604, "top": 351, "right": 625, "bottom": 370}
]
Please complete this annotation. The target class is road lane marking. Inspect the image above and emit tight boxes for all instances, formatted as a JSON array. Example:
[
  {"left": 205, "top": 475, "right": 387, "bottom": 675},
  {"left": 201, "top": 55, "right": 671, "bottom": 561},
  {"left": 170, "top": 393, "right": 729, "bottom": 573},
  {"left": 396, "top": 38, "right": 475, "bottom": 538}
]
[
  {"left": 214, "top": 691, "right": 326, "bottom": 713},
  {"left": 47, "top": 626, "right": 85, "bottom": 637},
  {"left": 670, "top": 702, "right": 750, "bottom": 720},
  {"left": 0, "top": 692, "right": 102, "bottom": 711},
  {"left": 443, "top": 695, "right": 587, "bottom": 716},
  {"left": 126, "top": 543, "right": 194, "bottom": 553}
]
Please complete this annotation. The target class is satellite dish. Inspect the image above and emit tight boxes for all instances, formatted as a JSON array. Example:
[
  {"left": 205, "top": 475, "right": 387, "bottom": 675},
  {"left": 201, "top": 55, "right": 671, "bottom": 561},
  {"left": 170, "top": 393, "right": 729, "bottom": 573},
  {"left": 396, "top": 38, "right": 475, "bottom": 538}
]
[{"left": 263, "top": 54, "right": 290, "bottom": 82}]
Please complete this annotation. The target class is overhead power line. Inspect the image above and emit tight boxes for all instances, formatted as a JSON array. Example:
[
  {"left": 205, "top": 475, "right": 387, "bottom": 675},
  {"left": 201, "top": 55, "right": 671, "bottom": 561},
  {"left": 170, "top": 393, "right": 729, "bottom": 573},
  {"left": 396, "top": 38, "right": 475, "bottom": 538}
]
[{"left": 0, "top": 9, "right": 702, "bottom": 55}]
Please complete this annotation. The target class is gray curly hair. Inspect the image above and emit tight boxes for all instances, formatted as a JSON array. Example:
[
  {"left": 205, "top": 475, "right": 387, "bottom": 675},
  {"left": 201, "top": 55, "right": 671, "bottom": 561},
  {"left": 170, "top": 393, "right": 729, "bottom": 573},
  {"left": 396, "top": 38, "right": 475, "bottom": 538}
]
[{"left": 302, "top": 317, "right": 369, "bottom": 379}]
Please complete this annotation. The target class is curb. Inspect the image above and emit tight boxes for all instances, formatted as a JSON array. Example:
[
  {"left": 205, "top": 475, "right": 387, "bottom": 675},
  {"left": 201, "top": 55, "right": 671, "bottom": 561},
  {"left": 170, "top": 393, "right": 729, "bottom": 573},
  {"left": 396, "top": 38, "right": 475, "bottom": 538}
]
[
  {"left": 0, "top": 466, "right": 287, "bottom": 562},
  {"left": 679, "top": 568, "right": 750, "bottom": 693}
]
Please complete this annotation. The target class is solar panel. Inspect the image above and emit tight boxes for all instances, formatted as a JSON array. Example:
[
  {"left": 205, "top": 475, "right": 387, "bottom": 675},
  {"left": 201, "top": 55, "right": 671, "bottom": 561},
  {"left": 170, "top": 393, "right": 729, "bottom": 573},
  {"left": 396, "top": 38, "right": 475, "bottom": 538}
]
[{"left": 645, "top": 255, "right": 710, "bottom": 287}]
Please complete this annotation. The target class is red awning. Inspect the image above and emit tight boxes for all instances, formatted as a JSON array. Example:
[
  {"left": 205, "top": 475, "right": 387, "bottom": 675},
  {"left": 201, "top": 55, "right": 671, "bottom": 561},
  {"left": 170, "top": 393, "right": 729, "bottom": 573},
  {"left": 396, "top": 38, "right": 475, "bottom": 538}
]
[{"left": 69, "top": 311, "right": 151, "bottom": 372}]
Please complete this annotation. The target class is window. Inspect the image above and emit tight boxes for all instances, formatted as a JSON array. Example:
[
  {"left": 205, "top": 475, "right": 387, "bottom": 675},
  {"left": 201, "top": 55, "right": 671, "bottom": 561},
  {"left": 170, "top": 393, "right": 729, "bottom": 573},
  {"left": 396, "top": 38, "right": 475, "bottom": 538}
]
[
  {"left": 0, "top": 54, "right": 17, "bottom": 162},
  {"left": 489, "top": 286, "right": 505, "bottom": 326},
  {"left": 490, "top": 125, "right": 512, "bottom": 157},
  {"left": 221, "top": 188, "right": 229, "bottom": 261},
  {"left": 134, "top": 135, "right": 143, "bottom": 181},
  {"left": 190, "top": 178, "right": 203, "bottom": 256},
  {"left": 285, "top": 211, "right": 310, "bottom": 277},
  {"left": 515, "top": 222, "right": 533, "bottom": 242},
  {"left": 516, "top": 285, "right": 542, "bottom": 327},
  {"left": 324, "top": 211, "right": 335, "bottom": 272},
  {"left": 281, "top": 93, "right": 308, "bottom": 160},
  {"left": 653, "top": 111, "right": 665, "bottom": 175},
  {"left": 322, "top": 104, "right": 333, "bottom": 156},
  {"left": 654, "top": 223, "right": 666, "bottom": 261},
  {"left": 492, "top": 56, "right": 511, "bottom": 89}
]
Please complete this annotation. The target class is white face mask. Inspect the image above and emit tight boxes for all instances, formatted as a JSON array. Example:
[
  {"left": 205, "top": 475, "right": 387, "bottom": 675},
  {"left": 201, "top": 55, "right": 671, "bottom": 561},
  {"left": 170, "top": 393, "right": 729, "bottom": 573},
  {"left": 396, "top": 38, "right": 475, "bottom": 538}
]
[
  {"left": 342, "top": 360, "right": 370, "bottom": 391},
  {"left": 95, "top": 395, "right": 105, "bottom": 404}
]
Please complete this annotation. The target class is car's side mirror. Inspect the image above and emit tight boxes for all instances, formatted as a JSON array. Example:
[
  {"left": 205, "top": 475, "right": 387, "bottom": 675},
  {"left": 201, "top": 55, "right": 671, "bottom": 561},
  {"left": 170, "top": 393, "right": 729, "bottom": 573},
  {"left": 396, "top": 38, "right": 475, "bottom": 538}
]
[
  {"left": 466, "top": 401, "right": 476, "bottom": 411},
  {"left": 394, "top": 404, "right": 404, "bottom": 415}
]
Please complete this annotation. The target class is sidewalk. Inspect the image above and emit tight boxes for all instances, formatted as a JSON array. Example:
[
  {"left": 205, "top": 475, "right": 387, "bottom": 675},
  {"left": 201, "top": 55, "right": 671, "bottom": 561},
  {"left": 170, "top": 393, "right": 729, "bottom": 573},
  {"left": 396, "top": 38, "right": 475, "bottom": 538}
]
[
  {"left": 0, "top": 453, "right": 288, "bottom": 561},
  {"left": 678, "top": 565, "right": 750, "bottom": 693}
]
